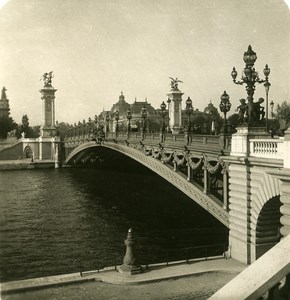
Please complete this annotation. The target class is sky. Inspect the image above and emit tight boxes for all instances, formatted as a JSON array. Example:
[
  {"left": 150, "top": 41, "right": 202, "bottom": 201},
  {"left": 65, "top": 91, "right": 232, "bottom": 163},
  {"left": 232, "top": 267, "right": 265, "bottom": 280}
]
[{"left": 0, "top": 0, "right": 289, "bottom": 125}]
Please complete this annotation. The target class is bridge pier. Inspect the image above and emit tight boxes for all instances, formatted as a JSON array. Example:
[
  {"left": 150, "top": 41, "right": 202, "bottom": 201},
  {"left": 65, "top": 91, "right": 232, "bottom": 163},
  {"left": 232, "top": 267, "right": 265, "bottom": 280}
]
[{"left": 226, "top": 126, "right": 289, "bottom": 265}]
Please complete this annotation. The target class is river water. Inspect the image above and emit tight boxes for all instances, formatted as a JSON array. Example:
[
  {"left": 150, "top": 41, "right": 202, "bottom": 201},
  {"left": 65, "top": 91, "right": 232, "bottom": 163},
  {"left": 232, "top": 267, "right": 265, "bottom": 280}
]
[{"left": 0, "top": 157, "right": 228, "bottom": 282}]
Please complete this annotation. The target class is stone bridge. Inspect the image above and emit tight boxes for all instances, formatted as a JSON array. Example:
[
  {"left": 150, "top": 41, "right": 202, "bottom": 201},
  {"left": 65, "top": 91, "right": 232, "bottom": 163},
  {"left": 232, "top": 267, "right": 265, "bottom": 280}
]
[
  {"left": 1, "top": 128, "right": 290, "bottom": 266},
  {"left": 62, "top": 128, "right": 290, "bottom": 265},
  {"left": 64, "top": 132, "right": 232, "bottom": 227}
]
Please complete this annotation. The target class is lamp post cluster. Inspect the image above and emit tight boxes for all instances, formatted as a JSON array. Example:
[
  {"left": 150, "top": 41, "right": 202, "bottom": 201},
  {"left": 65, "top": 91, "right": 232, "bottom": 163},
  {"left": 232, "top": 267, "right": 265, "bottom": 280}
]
[
  {"left": 67, "top": 46, "right": 273, "bottom": 141},
  {"left": 219, "top": 91, "right": 231, "bottom": 133},
  {"left": 231, "top": 45, "right": 271, "bottom": 128}
]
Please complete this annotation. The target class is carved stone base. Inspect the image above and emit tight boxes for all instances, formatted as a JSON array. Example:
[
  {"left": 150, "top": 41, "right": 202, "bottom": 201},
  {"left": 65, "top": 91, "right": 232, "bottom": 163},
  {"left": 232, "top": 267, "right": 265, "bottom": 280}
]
[
  {"left": 40, "top": 126, "right": 56, "bottom": 138},
  {"left": 231, "top": 126, "right": 270, "bottom": 156},
  {"left": 118, "top": 264, "right": 143, "bottom": 275},
  {"left": 171, "top": 126, "right": 181, "bottom": 135}
]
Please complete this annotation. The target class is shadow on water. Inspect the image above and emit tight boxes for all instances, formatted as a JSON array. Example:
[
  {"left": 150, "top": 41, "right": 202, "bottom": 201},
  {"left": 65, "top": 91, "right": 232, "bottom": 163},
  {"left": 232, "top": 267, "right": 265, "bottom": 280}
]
[{"left": 0, "top": 153, "right": 228, "bottom": 281}]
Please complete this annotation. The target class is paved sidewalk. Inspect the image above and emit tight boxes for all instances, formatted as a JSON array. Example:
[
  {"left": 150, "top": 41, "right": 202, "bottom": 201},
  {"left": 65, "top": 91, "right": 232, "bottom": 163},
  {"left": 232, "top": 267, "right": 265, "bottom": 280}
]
[{"left": 1, "top": 257, "right": 245, "bottom": 295}]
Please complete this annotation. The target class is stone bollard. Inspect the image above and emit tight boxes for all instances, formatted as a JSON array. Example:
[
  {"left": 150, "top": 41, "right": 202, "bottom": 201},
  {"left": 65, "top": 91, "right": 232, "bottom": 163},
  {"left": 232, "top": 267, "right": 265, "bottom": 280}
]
[{"left": 118, "top": 228, "right": 143, "bottom": 275}]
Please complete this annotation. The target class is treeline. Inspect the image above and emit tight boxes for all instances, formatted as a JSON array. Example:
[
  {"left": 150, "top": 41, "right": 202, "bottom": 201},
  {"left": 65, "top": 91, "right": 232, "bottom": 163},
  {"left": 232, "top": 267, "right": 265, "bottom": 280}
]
[{"left": 0, "top": 114, "right": 39, "bottom": 139}]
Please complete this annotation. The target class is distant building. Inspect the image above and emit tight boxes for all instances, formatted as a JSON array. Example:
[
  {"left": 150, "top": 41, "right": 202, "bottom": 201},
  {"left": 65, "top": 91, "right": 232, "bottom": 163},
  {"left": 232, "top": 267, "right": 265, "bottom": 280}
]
[
  {"left": 103, "top": 92, "right": 162, "bottom": 133},
  {"left": 95, "top": 92, "right": 221, "bottom": 134}
]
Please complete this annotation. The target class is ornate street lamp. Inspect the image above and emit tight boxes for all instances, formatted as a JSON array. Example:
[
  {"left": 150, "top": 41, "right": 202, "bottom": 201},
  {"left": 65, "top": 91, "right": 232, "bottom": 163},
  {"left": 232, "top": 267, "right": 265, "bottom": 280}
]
[
  {"left": 270, "top": 101, "right": 274, "bottom": 119},
  {"left": 114, "top": 110, "right": 119, "bottom": 138},
  {"left": 264, "top": 79, "right": 271, "bottom": 130},
  {"left": 160, "top": 101, "right": 167, "bottom": 133},
  {"left": 185, "top": 97, "right": 193, "bottom": 134},
  {"left": 82, "top": 119, "right": 86, "bottom": 138},
  {"left": 105, "top": 112, "right": 110, "bottom": 138},
  {"left": 141, "top": 106, "right": 147, "bottom": 139},
  {"left": 167, "top": 98, "right": 171, "bottom": 131},
  {"left": 73, "top": 122, "right": 77, "bottom": 137},
  {"left": 160, "top": 101, "right": 167, "bottom": 142},
  {"left": 94, "top": 114, "right": 98, "bottom": 132},
  {"left": 219, "top": 91, "right": 231, "bottom": 133},
  {"left": 231, "top": 45, "right": 270, "bottom": 126},
  {"left": 78, "top": 121, "right": 82, "bottom": 137},
  {"left": 87, "top": 117, "right": 92, "bottom": 138},
  {"left": 126, "top": 107, "right": 132, "bottom": 138},
  {"left": 55, "top": 120, "right": 59, "bottom": 137}
]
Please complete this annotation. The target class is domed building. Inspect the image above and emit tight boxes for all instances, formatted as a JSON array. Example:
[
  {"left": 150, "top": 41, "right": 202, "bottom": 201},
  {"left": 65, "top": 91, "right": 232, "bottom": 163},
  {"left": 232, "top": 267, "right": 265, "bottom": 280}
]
[
  {"left": 204, "top": 101, "right": 219, "bottom": 117},
  {"left": 105, "top": 92, "right": 162, "bottom": 133},
  {"left": 110, "top": 91, "right": 130, "bottom": 115}
]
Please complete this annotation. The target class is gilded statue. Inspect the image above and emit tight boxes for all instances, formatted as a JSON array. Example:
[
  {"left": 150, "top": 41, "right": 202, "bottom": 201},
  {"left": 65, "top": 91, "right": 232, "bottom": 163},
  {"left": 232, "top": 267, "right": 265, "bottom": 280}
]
[
  {"left": 40, "top": 71, "right": 54, "bottom": 86},
  {"left": 169, "top": 77, "right": 183, "bottom": 91}
]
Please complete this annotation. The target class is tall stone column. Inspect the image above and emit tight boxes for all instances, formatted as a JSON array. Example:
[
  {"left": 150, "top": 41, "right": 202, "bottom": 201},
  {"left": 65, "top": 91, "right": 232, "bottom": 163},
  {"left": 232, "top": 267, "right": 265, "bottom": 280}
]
[
  {"left": 167, "top": 78, "right": 183, "bottom": 134},
  {"left": 38, "top": 72, "right": 60, "bottom": 163},
  {"left": 40, "top": 72, "right": 57, "bottom": 138}
]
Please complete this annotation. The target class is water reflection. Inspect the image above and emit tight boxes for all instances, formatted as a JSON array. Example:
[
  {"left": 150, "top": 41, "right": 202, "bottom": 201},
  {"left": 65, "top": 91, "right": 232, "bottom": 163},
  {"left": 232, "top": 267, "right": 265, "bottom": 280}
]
[{"left": 0, "top": 161, "right": 228, "bottom": 282}]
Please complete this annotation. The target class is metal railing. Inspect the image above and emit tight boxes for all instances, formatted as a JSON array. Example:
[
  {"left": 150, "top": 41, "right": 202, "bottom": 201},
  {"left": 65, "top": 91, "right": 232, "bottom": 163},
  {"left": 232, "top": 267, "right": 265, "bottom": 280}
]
[{"left": 77, "top": 243, "right": 228, "bottom": 276}]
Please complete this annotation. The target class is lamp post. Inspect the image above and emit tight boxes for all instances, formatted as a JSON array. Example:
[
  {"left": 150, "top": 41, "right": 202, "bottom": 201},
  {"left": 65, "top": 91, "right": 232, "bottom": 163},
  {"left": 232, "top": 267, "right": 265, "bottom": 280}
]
[
  {"left": 105, "top": 112, "right": 110, "bottom": 138},
  {"left": 185, "top": 97, "right": 193, "bottom": 145},
  {"left": 270, "top": 101, "right": 274, "bottom": 119},
  {"left": 73, "top": 122, "right": 77, "bottom": 138},
  {"left": 160, "top": 101, "right": 167, "bottom": 141},
  {"left": 78, "top": 121, "right": 81, "bottom": 138},
  {"left": 114, "top": 110, "right": 119, "bottom": 139},
  {"left": 141, "top": 106, "right": 147, "bottom": 140},
  {"left": 264, "top": 77, "right": 271, "bottom": 131},
  {"left": 219, "top": 91, "right": 231, "bottom": 133},
  {"left": 185, "top": 97, "right": 193, "bottom": 134},
  {"left": 82, "top": 119, "right": 86, "bottom": 139},
  {"left": 126, "top": 107, "right": 132, "bottom": 139},
  {"left": 87, "top": 117, "right": 92, "bottom": 138},
  {"left": 231, "top": 45, "right": 270, "bottom": 127},
  {"left": 167, "top": 98, "right": 171, "bottom": 132}
]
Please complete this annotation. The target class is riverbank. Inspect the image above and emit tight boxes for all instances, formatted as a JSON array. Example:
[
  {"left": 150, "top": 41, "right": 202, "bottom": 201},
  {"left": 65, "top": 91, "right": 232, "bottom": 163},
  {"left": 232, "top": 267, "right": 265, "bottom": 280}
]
[
  {"left": 2, "top": 271, "right": 239, "bottom": 300},
  {"left": 1, "top": 258, "right": 245, "bottom": 299},
  {"left": 0, "top": 159, "right": 55, "bottom": 170}
]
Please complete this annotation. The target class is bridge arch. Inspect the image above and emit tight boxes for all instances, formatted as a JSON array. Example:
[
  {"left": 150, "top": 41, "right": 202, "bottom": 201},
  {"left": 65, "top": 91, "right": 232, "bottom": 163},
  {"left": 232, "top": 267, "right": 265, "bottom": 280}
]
[
  {"left": 64, "top": 141, "right": 229, "bottom": 227},
  {"left": 24, "top": 145, "right": 33, "bottom": 159},
  {"left": 253, "top": 196, "right": 281, "bottom": 259}
]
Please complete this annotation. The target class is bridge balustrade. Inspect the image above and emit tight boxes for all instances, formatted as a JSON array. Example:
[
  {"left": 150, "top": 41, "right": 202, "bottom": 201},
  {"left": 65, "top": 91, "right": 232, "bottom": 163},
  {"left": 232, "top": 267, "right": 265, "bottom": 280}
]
[{"left": 249, "top": 138, "right": 284, "bottom": 159}]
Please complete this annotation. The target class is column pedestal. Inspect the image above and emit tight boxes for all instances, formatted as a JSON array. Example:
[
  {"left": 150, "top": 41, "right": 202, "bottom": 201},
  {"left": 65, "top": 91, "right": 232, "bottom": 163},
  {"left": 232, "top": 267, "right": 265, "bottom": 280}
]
[
  {"left": 118, "top": 229, "right": 143, "bottom": 275},
  {"left": 167, "top": 90, "right": 183, "bottom": 134}
]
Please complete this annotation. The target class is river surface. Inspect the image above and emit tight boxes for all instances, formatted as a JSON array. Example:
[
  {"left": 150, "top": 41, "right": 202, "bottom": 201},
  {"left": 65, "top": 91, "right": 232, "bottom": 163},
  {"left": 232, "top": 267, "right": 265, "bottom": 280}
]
[{"left": 0, "top": 159, "right": 228, "bottom": 282}]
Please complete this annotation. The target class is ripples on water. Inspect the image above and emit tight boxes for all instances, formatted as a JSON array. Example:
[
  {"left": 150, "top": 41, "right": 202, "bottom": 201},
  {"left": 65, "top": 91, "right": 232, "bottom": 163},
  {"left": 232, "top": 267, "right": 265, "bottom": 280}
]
[{"left": 0, "top": 159, "right": 228, "bottom": 282}]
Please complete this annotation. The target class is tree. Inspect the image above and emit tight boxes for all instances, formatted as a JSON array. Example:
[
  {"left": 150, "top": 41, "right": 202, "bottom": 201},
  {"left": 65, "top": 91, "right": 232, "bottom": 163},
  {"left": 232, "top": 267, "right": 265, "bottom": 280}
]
[
  {"left": 0, "top": 116, "right": 17, "bottom": 139},
  {"left": 275, "top": 101, "right": 290, "bottom": 126},
  {"left": 227, "top": 113, "right": 240, "bottom": 129},
  {"left": 16, "top": 114, "right": 37, "bottom": 138},
  {"left": 57, "top": 122, "right": 72, "bottom": 138}
]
